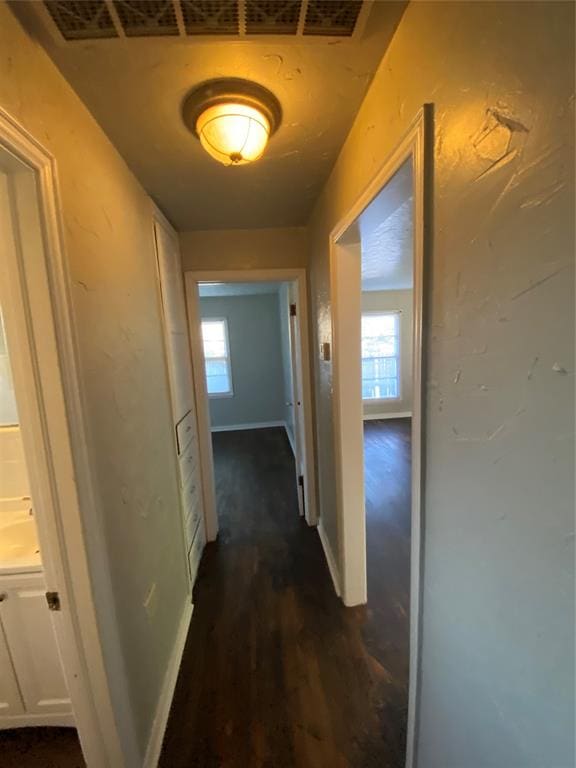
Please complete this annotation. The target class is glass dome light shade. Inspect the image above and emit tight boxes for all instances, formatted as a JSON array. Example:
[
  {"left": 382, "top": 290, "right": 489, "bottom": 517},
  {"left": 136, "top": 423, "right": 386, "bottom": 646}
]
[{"left": 196, "top": 103, "right": 270, "bottom": 166}]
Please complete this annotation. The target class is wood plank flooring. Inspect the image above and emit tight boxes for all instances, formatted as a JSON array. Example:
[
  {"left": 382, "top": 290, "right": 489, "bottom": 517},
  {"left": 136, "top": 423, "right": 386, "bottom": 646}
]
[
  {"left": 0, "top": 726, "right": 84, "bottom": 767},
  {"left": 160, "top": 422, "right": 411, "bottom": 768}
]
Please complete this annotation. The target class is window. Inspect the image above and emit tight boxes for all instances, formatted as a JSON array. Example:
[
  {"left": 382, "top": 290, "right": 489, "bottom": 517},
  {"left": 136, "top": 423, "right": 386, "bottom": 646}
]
[
  {"left": 361, "top": 312, "right": 400, "bottom": 400},
  {"left": 201, "top": 318, "right": 233, "bottom": 397}
]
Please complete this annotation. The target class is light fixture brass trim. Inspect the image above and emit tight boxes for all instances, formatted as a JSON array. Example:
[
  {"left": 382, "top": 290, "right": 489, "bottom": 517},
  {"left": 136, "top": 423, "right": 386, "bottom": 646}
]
[{"left": 182, "top": 78, "right": 282, "bottom": 139}]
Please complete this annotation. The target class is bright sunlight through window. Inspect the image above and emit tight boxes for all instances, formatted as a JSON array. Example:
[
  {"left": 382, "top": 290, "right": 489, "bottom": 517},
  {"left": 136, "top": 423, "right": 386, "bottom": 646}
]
[
  {"left": 361, "top": 312, "right": 400, "bottom": 400},
  {"left": 201, "top": 318, "right": 233, "bottom": 397}
]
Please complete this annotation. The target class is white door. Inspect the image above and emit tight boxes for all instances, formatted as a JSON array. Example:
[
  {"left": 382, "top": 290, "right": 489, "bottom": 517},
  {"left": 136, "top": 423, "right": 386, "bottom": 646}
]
[
  {"left": 0, "top": 576, "right": 72, "bottom": 716},
  {"left": 0, "top": 608, "right": 24, "bottom": 717},
  {"left": 288, "top": 290, "right": 307, "bottom": 517}
]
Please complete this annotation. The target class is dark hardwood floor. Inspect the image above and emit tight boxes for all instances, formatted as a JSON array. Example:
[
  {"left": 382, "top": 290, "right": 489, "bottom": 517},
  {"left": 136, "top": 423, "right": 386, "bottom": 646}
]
[
  {"left": 0, "top": 727, "right": 84, "bottom": 767},
  {"left": 160, "top": 423, "right": 411, "bottom": 768}
]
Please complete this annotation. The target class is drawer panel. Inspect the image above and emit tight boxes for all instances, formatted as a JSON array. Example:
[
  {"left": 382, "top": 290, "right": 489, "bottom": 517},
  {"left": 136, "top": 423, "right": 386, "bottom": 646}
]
[
  {"left": 183, "top": 497, "right": 201, "bottom": 546},
  {"left": 187, "top": 520, "right": 205, "bottom": 585},
  {"left": 182, "top": 472, "right": 201, "bottom": 518},
  {"left": 178, "top": 440, "right": 198, "bottom": 487},
  {"left": 175, "top": 410, "right": 196, "bottom": 456},
  {"left": 181, "top": 473, "right": 202, "bottom": 547}
]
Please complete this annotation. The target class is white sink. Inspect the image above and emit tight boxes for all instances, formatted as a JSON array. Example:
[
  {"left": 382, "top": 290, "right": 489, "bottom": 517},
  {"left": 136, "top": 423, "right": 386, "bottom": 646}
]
[{"left": 0, "top": 512, "right": 42, "bottom": 574}]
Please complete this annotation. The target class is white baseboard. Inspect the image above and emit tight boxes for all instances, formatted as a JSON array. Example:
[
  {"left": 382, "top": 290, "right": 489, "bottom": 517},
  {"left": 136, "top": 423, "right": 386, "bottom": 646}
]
[
  {"left": 318, "top": 521, "right": 341, "bottom": 597},
  {"left": 0, "top": 713, "right": 75, "bottom": 729},
  {"left": 210, "top": 420, "right": 285, "bottom": 433},
  {"left": 284, "top": 422, "right": 296, "bottom": 457},
  {"left": 363, "top": 411, "right": 412, "bottom": 421},
  {"left": 143, "top": 601, "right": 193, "bottom": 768}
]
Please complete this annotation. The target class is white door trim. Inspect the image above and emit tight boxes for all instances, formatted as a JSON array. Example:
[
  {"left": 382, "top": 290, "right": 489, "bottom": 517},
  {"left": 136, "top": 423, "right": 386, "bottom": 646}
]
[
  {"left": 329, "top": 106, "right": 430, "bottom": 768},
  {"left": 184, "top": 268, "right": 318, "bottom": 529},
  {"left": 0, "top": 107, "right": 137, "bottom": 766}
]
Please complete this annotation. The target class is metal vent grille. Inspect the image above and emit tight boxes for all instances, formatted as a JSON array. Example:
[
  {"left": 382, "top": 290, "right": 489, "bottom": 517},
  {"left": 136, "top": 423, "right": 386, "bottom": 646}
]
[
  {"left": 246, "top": 0, "right": 300, "bottom": 35},
  {"left": 113, "top": 1, "right": 179, "bottom": 36},
  {"left": 43, "top": 0, "right": 366, "bottom": 40},
  {"left": 304, "top": 0, "right": 362, "bottom": 36},
  {"left": 182, "top": 0, "right": 239, "bottom": 35},
  {"left": 45, "top": 0, "right": 117, "bottom": 40}
]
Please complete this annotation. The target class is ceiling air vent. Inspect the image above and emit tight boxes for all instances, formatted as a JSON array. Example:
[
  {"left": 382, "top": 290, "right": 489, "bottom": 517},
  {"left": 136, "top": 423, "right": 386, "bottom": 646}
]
[
  {"left": 245, "top": 1, "right": 300, "bottom": 35},
  {"left": 45, "top": 0, "right": 118, "bottom": 40},
  {"left": 181, "top": 0, "right": 239, "bottom": 35},
  {"left": 42, "top": 0, "right": 369, "bottom": 41},
  {"left": 304, "top": 0, "right": 363, "bottom": 37},
  {"left": 113, "top": 1, "right": 179, "bottom": 36}
]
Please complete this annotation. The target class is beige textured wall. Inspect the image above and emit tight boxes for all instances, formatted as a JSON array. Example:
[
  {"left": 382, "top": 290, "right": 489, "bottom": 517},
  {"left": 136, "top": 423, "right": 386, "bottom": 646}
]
[
  {"left": 309, "top": 2, "right": 574, "bottom": 766},
  {"left": 0, "top": 6, "right": 189, "bottom": 755},
  {"left": 180, "top": 226, "right": 307, "bottom": 272}
]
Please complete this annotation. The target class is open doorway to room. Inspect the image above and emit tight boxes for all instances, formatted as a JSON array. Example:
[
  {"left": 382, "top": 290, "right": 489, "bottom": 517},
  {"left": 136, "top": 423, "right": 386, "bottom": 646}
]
[
  {"left": 199, "top": 280, "right": 303, "bottom": 538},
  {"left": 0, "top": 112, "right": 127, "bottom": 768},
  {"left": 329, "top": 110, "right": 427, "bottom": 768},
  {"left": 360, "top": 155, "right": 414, "bottom": 610},
  {"left": 184, "top": 270, "right": 317, "bottom": 545}
]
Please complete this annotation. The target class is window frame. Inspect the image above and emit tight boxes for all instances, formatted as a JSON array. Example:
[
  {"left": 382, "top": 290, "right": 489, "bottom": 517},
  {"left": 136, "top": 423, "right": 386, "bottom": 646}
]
[
  {"left": 360, "top": 309, "right": 402, "bottom": 403},
  {"left": 201, "top": 316, "right": 234, "bottom": 399}
]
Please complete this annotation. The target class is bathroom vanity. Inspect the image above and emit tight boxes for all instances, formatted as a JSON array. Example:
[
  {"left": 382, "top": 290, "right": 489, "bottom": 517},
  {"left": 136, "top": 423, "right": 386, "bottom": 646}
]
[{"left": 0, "top": 503, "right": 73, "bottom": 728}]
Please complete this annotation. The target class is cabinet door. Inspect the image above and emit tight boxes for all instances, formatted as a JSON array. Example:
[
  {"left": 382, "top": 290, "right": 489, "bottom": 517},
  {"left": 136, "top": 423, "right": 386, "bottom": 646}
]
[
  {"left": 0, "top": 581, "right": 72, "bottom": 715},
  {"left": 0, "top": 615, "right": 24, "bottom": 717},
  {"left": 154, "top": 221, "right": 197, "bottom": 424}
]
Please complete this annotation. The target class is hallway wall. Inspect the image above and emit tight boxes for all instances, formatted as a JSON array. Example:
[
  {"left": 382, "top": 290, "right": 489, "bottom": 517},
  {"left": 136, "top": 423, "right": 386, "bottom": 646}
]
[
  {"left": 180, "top": 226, "right": 307, "bottom": 271},
  {"left": 308, "top": 2, "right": 575, "bottom": 767},
  {"left": 200, "top": 293, "right": 285, "bottom": 429},
  {"left": 0, "top": 6, "right": 189, "bottom": 760}
]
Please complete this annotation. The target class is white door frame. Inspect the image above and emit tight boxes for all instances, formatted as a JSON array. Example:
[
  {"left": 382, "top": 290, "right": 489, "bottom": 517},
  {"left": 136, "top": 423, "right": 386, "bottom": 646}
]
[
  {"left": 329, "top": 106, "right": 429, "bottom": 768},
  {"left": 184, "top": 268, "right": 318, "bottom": 531},
  {"left": 288, "top": 300, "right": 306, "bottom": 517},
  {"left": 0, "top": 108, "right": 137, "bottom": 766}
]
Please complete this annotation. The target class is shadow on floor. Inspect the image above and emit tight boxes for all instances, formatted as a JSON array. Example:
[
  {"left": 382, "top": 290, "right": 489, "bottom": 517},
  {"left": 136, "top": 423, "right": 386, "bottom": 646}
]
[{"left": 0, "top": 727, "right": 84, "bottom": 768}]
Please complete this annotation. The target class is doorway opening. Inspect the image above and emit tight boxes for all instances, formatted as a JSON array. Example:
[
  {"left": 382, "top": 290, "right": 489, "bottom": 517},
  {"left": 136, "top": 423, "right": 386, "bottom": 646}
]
[
  {"left": 0, "top": 109, "right": 131, "bottom": 768},
  {"left": 0, "top": 299, "right": 76, "bottom": 755},
  {"left": 329, "top": 108, "right": 428, "bottom": 768},
  {"left": 185, "top": 270, "right": 316, "bottom": 540}
]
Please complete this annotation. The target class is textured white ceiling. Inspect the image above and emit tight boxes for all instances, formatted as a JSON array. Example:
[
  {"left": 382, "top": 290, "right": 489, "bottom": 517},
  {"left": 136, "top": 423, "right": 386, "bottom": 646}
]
[
  {"left": 199, "top": 281, "right": 283, "bottom": 297},
  {"left": 14, "top": 1, "right": 406, "bottom": 231},
  {"left": 360, "top": 157, "right": 413, "bottom": 291}
]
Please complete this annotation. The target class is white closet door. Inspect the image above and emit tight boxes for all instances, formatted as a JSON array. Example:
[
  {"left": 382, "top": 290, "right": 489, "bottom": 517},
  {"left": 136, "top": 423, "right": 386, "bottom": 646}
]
[
  {"left": 154, "top": 222, "right": 196, "bottom": 423},
  {"left": 0, "top": 579, "right": 72, "bottom": 715}
]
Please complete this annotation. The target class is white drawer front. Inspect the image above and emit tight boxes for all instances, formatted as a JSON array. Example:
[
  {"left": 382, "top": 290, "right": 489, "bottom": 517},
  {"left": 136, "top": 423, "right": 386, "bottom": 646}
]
[
  {"left": 187, "top": 521, "right": 205, "bottom": 585},
  {"left": 181, "top": 474, "right": 202, "bottom": 547},
  {"left": 178, "top": 440, "right": 198, "bottom": 487},
  {"left": 175, "top": 410, "right": 196, "bottom": 456}
]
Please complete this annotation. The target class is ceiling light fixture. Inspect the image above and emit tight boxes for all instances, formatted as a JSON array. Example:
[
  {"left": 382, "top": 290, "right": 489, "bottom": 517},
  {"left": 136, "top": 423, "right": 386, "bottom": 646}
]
[{"left": 182, "top": 79, "right": 282, "bottom": 167}]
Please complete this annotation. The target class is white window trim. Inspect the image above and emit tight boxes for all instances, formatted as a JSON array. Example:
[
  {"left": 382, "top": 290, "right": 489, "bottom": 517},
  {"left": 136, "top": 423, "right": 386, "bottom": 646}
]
[
  {"left": 361, "top": 310, "right": 402, "bottom": 403},
  {"left": 202, "top": 316, "right": 233, "bottom": 399}
]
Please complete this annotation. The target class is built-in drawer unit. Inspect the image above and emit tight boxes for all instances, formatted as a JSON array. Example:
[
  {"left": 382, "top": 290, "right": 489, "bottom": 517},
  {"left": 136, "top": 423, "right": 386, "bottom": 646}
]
[
  {"left": 175, "top": 410, "right": 196, "bottom": 456},
  {"left": 187, "top": 520, "right": 205, "bottom": 585},
  {"left": 178, "top": 439, "right": 198, "bottom": 488},
  {"left": 182, "top": 475, "right": 202, "bottom": 547}
]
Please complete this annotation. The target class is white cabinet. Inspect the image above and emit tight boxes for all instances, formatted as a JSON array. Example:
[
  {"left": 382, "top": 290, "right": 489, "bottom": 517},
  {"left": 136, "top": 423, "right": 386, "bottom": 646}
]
[
  {"left": 0, "top": 571, "right": 73, "bottom": 728},
  {"left": 187, "top": 520, "right": 205, "bottom": 587},
  {"left": 0, "top": 616, "right": 24, "bottom": 717},
  {"left": 153, "top": 213, "right": 206, "bottom": 588}
]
